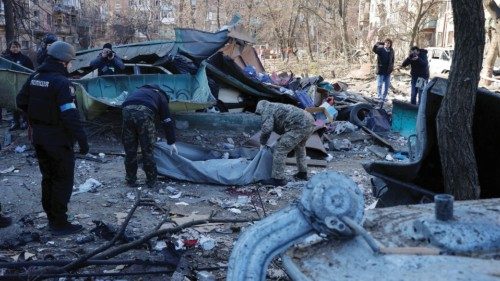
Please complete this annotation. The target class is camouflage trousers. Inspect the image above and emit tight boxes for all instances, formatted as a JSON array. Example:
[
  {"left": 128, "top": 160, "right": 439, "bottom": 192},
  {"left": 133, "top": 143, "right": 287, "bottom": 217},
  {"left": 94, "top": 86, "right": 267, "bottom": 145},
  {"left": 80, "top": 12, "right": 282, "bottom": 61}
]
[
  {"left": 122, "top": 105, "right": 157, "bottom": 184},
  {"left": 272, "top": 124, "right": 315, "bottom": 180}
]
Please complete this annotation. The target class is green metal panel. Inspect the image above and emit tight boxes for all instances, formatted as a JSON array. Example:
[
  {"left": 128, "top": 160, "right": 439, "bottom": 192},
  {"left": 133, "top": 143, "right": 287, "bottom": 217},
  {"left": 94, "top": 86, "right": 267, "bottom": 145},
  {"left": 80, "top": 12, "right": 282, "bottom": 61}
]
[
  {"left": 1, "top": 64, "right": 215, "bottom": 120},
  {"left": 0, "top": 57, "right": 34, "bottom": 73},
  {"left": 0, "top": 69, "right": 30, "bottom": 110},
  {"left": 72, "top": 65, "right": 215, "bottom": 120},
  {"left": 391, "top": 100, "right": 418, "bottom": 137}
]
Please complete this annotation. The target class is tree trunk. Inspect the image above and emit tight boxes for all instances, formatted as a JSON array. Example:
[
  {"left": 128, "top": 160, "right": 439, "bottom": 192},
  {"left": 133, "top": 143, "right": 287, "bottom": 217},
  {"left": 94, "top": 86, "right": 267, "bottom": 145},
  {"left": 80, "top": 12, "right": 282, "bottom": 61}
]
[
  {"left": 3, "top": 0, "right": 16, "bottom": 43},
  {"left": 305, "top": 13, "right": 315, "bottom": 61},
  {"left": 481, "top": 0, "right": 500, "bottom": 86},
  {"left": 216, "top": 0, "right": 220, "bottom": 29},
  {"left": 338, "top": 0, "right": 349, "bottom": 60},
  {"left": 436, "top": 0, "right": 485, "bottom": 200}
]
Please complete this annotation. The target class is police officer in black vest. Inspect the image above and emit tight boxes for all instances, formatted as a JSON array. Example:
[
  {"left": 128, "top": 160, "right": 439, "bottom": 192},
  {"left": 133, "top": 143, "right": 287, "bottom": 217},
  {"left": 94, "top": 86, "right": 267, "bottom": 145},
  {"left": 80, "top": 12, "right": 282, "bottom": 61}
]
[{"left": 17, "top": 41, "right": 89, "bottom": 236}]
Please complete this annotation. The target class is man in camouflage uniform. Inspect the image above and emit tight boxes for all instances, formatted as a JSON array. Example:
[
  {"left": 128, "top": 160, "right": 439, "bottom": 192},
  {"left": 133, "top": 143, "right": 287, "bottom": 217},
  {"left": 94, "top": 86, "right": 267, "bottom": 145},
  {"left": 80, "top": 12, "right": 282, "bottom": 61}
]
[
  {"left": 256, "top": 100, "right": 315, "bottom": 186},
  {"left": 121, "top": 84, "right": 177, "bottom": 188}
]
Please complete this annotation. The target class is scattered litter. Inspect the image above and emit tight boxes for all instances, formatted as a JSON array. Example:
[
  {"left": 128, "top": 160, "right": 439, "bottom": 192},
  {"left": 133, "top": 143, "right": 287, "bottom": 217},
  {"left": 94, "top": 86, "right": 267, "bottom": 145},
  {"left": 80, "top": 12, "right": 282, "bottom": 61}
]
[
  {"left": 365, "top": 200, "right": 378, "bottom": 210},
  {"left": 268, "top": 268, "right": 287, "bottom": 279},
  {"left": 325, "top": 154, "right": 334, "bottom": 162},
  {"left": 0, "top": 166, "right": 15, "bottom": 174},
  {"left": 385, "top": 154, "right": 394, "bottom": 161},
  {"left": 76, "top": 234, "right": 95, "bottom": 244},
  {"left": 174, "top": 239, "right": 185, "bottom": 250},
  {"left": 175, "top": 202, "right": 189, "bottom": 206},
  {"left": 98, "top": 153, "right": 106, "bottom": 158},
  {"left": 368, "top": 145, "right": 389, "bottom": 159},
  {"left": 183, "top": 239, "right": 198, "bottom": 248},
  {"left": 227, "top": 137, "right": 234, "bottom": 145},
  {"left": 222, "top": 143, "right": 235, "bottom": 150},
  {"left": 197, "top": 271, "right": 216, "bottom": 281},
  {"left": 268, "top": 187, "right": 283, "bottom": 198},
  {"left": 228, "top": 208, "right": 241, "bottom": 214},
  {"left": 126, "top": 192, "right": 136, "bottom": 200},
  {"left": 73, "top": 178, "right": 102, "bottom": 195},
  {"left": 169, "top": 192, "right": 183, "bottom": 199},
  {"left": 222, "top": 152, "right": 230, "bottom": 159},
  {"left": 154, "top": 241, "right": 167, "bottom": 251},
  {"left": 393, "top": 152, "right": 409, "bottom": 161},
  {"left": 171, "top": 213, "right": 209, "bottom": 225},
  {"left": 329, "top": 139, "right": 352, "bottom": 151},
  {"left": 268, "top": 199, "right": 278, "bottom": 206},
  {"left": 332, "top": 121, "right": 358, "bottom": 135},
  {"left": 15, "top": 145, "right": 27, "bottom": 153},
  {"left": 115, "top": 212, "right": 128, "bottom": 224},
  {"left": 75, "top": 214, "right": 90, "bottom": 219},
  {"left": 91, "top": 221, "right": 117, "bottom": 241},
  {"left": 166, "top": 186, "right": 179, "bottom": 194},
  {"left": 199, "top": 236, "right": 216, "bottom": 251}
]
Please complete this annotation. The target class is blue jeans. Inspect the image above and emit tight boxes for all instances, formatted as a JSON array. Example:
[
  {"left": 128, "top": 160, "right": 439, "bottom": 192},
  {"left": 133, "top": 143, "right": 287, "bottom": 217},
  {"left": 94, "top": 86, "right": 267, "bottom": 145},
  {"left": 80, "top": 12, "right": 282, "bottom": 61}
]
[
  {"left": 377, "top": 74, "right": 391, "bottom": 101},
  {"left": 410, "top": 76, "right": 427, "bottom": 105}
]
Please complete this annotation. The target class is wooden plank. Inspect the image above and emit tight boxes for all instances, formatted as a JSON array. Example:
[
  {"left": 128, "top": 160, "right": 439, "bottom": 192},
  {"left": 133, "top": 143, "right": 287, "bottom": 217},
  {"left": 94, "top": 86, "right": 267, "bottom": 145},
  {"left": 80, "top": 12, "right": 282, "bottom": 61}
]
[{"left": 286, "top": 158, "right": 327, "bottom": 167}]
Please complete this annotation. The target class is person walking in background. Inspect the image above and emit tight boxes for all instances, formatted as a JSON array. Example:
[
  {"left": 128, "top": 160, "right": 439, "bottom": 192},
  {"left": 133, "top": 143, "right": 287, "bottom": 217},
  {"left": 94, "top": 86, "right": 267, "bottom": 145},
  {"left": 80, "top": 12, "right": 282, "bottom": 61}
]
[
  {"left": 401, "top": 46, "right": 430, "bottom": 105},
  {"left": 373, "top": 38, "right": 395, "bottom": 102}
]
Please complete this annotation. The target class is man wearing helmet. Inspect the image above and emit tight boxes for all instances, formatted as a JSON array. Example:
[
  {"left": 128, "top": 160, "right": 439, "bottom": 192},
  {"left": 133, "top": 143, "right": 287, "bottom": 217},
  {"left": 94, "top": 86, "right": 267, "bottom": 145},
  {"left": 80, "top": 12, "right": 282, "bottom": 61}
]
[{"left": 17, "top": 41, "right": 89, "bottom": 236}]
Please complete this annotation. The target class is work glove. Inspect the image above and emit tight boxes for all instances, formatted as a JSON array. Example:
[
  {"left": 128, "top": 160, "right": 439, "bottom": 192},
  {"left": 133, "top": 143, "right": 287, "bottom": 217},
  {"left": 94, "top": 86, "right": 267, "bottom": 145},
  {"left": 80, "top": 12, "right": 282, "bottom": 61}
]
[
  {"left": 79, "top": 140, "right": 89, "bottom": 155},
  {"left": 170, "top": 143, "right": 178, "bottom": 155}
]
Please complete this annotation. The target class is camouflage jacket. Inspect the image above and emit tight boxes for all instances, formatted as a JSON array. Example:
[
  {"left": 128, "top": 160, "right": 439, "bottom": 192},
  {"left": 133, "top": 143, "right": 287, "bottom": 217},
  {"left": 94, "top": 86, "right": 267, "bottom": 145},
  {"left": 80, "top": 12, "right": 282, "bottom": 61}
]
[{"left": 255, "top": 100, "right": 315, "bottom": 145}]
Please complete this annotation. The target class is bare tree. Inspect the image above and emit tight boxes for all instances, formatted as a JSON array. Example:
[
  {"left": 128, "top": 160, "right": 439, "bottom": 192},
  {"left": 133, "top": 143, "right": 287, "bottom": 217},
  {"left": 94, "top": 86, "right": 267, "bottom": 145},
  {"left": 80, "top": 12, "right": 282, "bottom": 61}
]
[
  {"left": 407, "top": 0, "right": 441, "bottom": 48},
  {"left": 2, "top": 0, "right": 16, "bottom": 43},
  {"left": 436, "top": 0, "right": 485, "bottom": 200}
]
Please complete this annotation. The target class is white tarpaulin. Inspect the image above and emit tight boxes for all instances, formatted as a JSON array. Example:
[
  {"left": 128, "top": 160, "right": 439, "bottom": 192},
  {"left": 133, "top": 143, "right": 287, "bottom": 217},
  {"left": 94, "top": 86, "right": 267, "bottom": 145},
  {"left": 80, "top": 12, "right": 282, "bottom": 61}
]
[{"left": 154, "top": 142, "right": 272, "bottom": 185}]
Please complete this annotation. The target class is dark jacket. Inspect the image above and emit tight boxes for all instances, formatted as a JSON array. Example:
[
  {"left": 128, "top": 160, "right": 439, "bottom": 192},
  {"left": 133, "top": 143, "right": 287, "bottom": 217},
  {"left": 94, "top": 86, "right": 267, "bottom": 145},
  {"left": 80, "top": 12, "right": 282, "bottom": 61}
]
[
  {"left": 16, "top": 57, "right": 88, "bottom": 148},
  {"left": 122, "top": 85, "right": 176, "bottom": 145},
  {"left": 89, "top": 54, "right": 125, "bottom": 76},
  {"left": 36, "top": 48, "right": 48, "bottom": 65},
  {"left": 402, "top": 49, "right": 429, "bottom": 79},
  {"left": 372, "top": 43, "right": 395, "bottom": 75},
  {"left": 1, "top": 51, "right": 34, "bottom": 70}
]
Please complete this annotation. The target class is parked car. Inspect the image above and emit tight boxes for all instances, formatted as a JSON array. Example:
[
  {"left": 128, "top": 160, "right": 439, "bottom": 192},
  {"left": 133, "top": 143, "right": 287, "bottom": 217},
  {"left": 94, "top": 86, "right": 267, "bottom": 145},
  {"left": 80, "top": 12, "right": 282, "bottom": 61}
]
[
  {"left": 427, "top": 47, "right": 454, "bottom": 75},
  {"left": 81, "top": 63, "right": 171, "bottom": 79}
]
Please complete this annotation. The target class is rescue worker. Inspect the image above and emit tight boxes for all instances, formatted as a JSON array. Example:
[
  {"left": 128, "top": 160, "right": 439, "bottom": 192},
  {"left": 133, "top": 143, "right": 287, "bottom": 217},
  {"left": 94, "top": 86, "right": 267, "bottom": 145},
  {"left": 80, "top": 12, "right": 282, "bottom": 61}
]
[
  {"left": 255, "top": 100, "right": 315, "bottom": 187},
  {"left": 1, "top": 40, "right": 34, "bottom": 130},
  {"left": 36, "top": 33, "right": 58, "bottom": 65},
  {"left": 121, "top": 84, "right": 177, "bottom": 188},
  {"left": 17, "top": 41, "right": 89, "bottom": 236},
  {"left": 89, "top": 43, "right": 125, "bottom": 76}
]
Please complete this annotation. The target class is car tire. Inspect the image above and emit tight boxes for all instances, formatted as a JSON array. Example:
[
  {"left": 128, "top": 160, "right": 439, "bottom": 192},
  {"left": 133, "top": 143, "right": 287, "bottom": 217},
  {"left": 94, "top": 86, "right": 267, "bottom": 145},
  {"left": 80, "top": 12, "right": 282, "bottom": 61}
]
[{"left": 349, "top": 103, "right": 373, "bottom": 127}]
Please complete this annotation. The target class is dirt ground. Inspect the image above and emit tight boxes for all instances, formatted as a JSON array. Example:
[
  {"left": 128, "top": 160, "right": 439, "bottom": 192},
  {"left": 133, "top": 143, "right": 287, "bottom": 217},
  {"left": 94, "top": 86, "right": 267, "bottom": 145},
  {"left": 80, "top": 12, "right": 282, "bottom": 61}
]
[{"left": 0, "top": 78, "right": 410, "bottom": 280}]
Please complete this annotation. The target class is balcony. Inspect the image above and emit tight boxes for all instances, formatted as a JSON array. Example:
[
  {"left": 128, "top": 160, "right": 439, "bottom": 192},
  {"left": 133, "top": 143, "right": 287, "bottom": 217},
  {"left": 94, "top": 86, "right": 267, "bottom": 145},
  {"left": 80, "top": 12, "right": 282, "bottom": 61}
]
[{"left": 421, "top": 19, "right": 437, "bottom": 30}]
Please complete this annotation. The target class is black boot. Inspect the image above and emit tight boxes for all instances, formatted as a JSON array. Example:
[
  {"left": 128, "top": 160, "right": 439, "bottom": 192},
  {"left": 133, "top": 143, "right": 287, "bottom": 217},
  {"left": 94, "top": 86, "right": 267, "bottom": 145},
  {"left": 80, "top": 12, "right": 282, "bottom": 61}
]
[
  {"left": 49, "top": 221, "right": 83, "bottom": 236},
  {"left": 293, "top": 172, "right": 308, "bottom": 180},
  {"left": 0, "top": 214, "right": 12, "bottom": 228},
  {"left": 260, "top": 178, "right": 287, "bottom": 187}
]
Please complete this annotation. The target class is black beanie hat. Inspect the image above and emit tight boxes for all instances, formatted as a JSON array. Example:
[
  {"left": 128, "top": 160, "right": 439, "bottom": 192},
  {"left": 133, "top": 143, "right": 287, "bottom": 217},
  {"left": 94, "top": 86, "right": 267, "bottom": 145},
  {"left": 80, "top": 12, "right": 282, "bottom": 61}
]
[{"left": 103, "top": 43, "right": 112, "bottom": 50}]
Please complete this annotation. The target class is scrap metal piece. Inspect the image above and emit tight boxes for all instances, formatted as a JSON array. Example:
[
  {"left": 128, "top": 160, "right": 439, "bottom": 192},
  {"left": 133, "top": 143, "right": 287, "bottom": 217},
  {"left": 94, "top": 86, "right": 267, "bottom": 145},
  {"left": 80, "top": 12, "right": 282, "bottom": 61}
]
[{"left": 227, "top": 172, "right": 364, "bottom": 281}]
